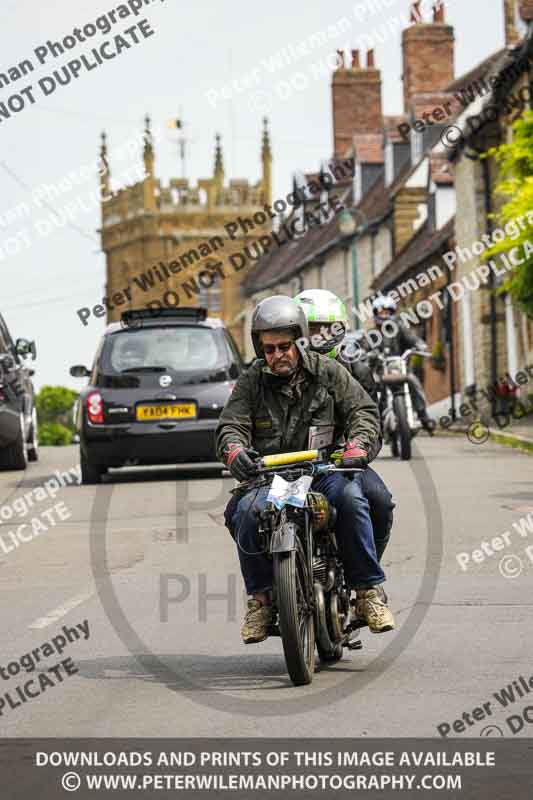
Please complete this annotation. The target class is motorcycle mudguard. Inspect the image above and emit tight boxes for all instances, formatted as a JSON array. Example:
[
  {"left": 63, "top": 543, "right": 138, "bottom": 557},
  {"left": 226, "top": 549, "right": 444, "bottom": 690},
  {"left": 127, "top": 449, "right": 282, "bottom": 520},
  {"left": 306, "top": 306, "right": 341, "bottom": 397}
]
[{"left": 271, "top": 521, "right": 298, "bottom": 553}]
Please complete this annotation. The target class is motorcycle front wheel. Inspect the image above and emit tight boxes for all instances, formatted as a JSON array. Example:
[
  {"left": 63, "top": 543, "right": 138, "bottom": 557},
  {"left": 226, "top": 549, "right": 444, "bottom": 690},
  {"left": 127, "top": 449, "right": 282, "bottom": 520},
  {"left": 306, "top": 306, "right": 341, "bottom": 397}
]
[
  {"left": 274, "top": 541, "right": 315, "bottom": 686},
  {"left": 393, "top": 394, "right": 412, "bottom": 461}
]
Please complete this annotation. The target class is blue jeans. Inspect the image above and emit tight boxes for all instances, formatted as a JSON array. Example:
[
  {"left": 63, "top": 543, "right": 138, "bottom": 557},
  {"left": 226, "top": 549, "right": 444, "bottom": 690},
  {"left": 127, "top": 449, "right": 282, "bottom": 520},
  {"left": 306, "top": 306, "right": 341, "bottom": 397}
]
[
  {"left": 225, "top": 472, "right": 385, "bottom": 595},
  {"left": 360, "top": 467, "right": 394, "bottom": 561}
]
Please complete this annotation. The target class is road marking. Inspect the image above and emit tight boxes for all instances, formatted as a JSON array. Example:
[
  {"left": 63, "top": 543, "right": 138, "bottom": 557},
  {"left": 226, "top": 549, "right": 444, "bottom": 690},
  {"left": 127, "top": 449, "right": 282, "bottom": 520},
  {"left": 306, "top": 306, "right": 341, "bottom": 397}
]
[{"left": 28, "top": 590, "right": 94, "bottom": 629}]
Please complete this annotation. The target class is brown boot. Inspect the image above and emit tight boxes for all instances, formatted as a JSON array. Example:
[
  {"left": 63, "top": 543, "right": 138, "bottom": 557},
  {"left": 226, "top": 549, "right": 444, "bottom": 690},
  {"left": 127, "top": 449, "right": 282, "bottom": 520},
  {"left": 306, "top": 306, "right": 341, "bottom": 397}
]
[
  {"left": 355, "top": 585, "right": 395, "bottom": 633},
  {"left": 241, "top": 599, "right": 273, "bottom": 644}
]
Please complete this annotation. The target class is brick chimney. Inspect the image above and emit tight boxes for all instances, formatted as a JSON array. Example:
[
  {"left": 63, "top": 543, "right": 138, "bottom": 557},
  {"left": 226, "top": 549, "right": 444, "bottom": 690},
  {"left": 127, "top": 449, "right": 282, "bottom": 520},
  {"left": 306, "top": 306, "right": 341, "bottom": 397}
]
[
  {"left": 402, "top": 1, "right": 455, "bottom": 112},
  {"left": 504, "top": 0, "right": 521, "bottom": 43},
  {"left": 331, "top": 49, "right": 383, "bottom": 159}
]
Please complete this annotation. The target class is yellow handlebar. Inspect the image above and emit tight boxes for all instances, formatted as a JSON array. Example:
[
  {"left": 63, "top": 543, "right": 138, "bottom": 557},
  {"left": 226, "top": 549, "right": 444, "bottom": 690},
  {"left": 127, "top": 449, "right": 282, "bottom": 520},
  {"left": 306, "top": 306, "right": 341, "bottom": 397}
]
[{"left": 261, "top": 450, "right": 319, "bottom": 468}]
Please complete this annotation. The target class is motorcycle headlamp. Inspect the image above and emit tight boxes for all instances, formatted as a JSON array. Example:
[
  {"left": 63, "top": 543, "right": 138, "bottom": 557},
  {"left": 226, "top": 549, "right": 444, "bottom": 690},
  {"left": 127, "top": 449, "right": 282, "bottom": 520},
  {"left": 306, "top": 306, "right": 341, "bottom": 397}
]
[{"left": 307, "top": 492, "right": 336, "bottom": 532}]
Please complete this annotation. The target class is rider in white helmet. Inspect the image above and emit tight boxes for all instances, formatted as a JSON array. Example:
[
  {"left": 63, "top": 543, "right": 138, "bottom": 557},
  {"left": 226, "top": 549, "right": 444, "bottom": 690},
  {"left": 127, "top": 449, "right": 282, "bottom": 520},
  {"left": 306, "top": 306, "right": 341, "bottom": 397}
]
[
  {"left": 294, "top": 288, "right": 394, "bottom": 561},
  {"left": 371, "top": 295, "right": 435, "bottom": 432}
]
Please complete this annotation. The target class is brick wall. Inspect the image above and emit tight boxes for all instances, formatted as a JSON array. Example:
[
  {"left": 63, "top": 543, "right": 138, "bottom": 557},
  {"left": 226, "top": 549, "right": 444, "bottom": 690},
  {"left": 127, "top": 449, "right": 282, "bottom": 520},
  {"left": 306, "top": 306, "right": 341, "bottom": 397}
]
[
  {"left": 331, "top": 56, "right": 382, "bottom": 158},
  {"left": 402, "top": 22, "right": 455, "bottom": 111},
  {"left": 393, "top": 187, "right": 428, "bottom": 253}
]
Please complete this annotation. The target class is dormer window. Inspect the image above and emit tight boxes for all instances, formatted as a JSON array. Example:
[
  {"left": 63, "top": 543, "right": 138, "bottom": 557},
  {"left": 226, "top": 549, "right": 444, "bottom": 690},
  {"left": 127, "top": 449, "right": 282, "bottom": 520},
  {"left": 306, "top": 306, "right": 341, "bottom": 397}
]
[
  {"left": 293, "top": 203, "right": 306, "bottom": 238},
  {"left": 353, "top": 162, "right": 362, "bottom": 204},
  {"left": 385, "top": 141, "right": 395, "bottom": 187},
  {"left": 411, "top": 129, "right": 423, "bottom": 163}
]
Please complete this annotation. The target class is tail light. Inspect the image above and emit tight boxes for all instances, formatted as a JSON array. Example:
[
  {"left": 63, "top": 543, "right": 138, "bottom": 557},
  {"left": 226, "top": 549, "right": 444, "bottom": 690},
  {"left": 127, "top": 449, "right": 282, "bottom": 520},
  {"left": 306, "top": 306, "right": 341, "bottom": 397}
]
[{"left": 87, "top": 391, "right": 104, "bottom": 424}]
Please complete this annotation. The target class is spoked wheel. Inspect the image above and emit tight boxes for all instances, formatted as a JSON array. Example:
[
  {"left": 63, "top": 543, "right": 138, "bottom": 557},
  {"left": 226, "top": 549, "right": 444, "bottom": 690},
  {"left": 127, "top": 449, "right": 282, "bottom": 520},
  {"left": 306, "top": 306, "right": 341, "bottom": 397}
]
[
  {"left": 274, "top": 541, "right": 315, "bottom": 686},
  {"left": 393, "top": 395, "right": 412, "bottom": 461}
]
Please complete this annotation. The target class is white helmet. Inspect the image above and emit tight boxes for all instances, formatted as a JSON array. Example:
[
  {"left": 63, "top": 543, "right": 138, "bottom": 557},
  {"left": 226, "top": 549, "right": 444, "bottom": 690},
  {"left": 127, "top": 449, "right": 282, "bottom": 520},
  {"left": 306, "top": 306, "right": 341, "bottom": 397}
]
[
  {"left": 294, "top": 289, "right": 348, "bottom": 356},
  {"left": 372, "top": 295, "right": 397, "bottom": 320}
]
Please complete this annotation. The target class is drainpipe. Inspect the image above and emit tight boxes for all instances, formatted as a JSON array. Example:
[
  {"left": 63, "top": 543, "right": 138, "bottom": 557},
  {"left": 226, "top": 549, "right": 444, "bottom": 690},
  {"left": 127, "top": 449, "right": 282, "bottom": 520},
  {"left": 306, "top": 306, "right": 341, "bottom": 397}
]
[
  {"left": 465, "top": 147, "right": 498, "bottom": 416},
  {"left": 481, "top": 157, "right": 498, "bottom": 417},
  {"left": 351, "top": 240, "right": 360, "bottom": 329},
  {"left": 444, "top": 276, "right": 457, "bottom": 421}
]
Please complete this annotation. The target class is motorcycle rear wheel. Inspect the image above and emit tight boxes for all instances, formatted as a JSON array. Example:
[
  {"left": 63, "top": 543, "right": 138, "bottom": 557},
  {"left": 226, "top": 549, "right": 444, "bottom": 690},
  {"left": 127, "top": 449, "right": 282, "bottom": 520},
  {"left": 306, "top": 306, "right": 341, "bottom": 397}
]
[{"left": 274, "top": 542, "right": 315, "bottom": 686}]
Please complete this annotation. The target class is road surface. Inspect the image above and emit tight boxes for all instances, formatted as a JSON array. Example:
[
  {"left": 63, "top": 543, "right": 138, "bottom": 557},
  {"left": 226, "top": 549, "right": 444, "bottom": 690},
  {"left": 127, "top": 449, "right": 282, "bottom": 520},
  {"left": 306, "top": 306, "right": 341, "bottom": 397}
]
[{"left": 1, "top": 436, "right": 532, "bottom": 738}]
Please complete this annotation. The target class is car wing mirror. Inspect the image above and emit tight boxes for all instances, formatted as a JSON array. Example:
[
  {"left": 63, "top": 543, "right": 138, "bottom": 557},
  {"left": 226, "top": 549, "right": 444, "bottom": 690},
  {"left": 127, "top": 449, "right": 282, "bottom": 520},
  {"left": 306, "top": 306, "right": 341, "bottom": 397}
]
[
  {"left": 69, "top": 365, "right": 91, "bottom": 378},
  {"left": 0, "top": 354, "right": 15, "bottom": 371},
  {"left": 15, "top": 338, "right": 36, "bottom": 359}
]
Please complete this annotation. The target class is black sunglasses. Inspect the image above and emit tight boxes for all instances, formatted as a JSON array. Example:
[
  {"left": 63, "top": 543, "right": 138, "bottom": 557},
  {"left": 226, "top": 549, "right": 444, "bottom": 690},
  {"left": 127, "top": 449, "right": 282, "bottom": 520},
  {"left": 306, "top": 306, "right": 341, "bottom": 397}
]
[{"left": 263, "top": 341, "right": 294, "bottom": 355}]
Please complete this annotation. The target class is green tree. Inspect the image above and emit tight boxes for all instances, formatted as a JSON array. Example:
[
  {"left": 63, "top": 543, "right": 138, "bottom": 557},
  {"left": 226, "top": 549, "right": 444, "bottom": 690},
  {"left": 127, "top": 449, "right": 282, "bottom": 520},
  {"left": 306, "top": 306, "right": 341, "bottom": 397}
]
[
  {"left": 484, "top": 110, "right": 533, "bottom": 316},
  {"left": 38, "top": 422, "right": 72, "bottom": 446},
  {"left": 35, "top": 385, "right": 78, "bottom": 444}
]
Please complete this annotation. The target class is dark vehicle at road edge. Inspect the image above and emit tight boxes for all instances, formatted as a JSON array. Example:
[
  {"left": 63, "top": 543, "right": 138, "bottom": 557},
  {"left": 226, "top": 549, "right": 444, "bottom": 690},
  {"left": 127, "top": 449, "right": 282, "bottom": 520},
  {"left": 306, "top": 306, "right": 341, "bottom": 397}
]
[
  {"left": 70, "top": 307, "right": 244, "bottom": 484},
  {"left": 0, "top": 311, "right": 38, "bottom": 470}
]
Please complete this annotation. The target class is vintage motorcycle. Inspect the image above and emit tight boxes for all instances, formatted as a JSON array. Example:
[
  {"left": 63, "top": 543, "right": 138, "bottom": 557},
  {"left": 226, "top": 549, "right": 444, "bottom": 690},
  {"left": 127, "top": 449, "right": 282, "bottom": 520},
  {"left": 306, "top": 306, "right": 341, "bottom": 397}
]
[
  {"left": 372, "top": 348, "right": 430, "bottom": 461},
  {"left": 237, "top": 449, "right": 362, "bottom": 686}
]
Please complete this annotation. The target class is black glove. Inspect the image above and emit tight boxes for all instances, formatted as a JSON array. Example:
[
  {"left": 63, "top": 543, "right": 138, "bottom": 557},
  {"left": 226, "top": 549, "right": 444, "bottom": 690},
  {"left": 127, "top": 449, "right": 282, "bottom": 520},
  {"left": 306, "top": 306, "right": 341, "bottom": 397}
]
[{"left": 224, "top": 444, "right": 260, "bottom": 482}]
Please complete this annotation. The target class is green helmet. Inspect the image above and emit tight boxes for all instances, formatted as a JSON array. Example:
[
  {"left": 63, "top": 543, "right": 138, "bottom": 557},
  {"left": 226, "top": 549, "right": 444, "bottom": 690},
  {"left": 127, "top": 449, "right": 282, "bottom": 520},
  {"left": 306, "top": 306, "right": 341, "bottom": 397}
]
[{"left": 294, "top": 289, "right": 348, "bottom": 357}]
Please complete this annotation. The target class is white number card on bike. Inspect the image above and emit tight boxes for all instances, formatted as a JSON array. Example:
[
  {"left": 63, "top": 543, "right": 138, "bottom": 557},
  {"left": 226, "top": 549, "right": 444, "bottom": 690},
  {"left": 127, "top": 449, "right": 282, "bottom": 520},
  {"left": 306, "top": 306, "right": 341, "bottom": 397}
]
[{"left": 267, "top": 474, "right": 313, "bottom": 509}]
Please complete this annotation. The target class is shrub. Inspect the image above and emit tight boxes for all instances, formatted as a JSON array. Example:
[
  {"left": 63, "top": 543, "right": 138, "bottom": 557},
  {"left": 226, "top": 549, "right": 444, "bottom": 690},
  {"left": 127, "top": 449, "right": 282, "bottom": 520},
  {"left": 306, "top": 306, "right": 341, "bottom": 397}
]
[{"left": 38, "top": 422, "right": 72, "bottom": 447}]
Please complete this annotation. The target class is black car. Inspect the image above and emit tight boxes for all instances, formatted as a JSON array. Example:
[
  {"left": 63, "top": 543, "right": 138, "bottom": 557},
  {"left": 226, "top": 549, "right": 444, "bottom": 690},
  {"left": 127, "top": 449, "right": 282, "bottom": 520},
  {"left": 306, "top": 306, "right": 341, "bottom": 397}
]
[
  {"left": 0, "top": 312, "right": 38, "bottom": 470},
  {"left": 70, "top": 307, "right": 245, "bottom": 484}
]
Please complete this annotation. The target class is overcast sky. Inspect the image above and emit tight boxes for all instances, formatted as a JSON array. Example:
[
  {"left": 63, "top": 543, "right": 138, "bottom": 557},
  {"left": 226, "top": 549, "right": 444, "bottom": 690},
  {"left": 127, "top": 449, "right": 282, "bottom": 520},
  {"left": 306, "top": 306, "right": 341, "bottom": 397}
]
[{"left": 0, "top": 0, "right": 504, "bottom": 390}]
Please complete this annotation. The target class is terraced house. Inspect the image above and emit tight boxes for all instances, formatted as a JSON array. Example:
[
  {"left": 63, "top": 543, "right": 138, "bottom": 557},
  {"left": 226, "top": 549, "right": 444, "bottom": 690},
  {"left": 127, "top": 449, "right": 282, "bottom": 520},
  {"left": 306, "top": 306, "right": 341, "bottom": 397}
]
[{"left": 242, "top": 0, "right": 533, "bottom": 422}]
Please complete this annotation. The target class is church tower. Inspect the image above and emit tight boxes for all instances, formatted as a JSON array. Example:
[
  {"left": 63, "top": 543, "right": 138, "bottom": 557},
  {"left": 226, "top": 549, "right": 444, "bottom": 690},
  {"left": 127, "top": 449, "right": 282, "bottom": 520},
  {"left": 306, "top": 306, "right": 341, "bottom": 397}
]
[{"left": 99, "top": 118, "right": 273, "bottom": 351}]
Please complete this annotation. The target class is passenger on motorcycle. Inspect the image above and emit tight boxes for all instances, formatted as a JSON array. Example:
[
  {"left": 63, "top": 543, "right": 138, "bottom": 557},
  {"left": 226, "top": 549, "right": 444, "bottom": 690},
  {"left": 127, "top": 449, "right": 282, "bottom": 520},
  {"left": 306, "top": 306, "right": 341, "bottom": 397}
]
[
  {"left": 216, "top": 295, "right": 395, "bottom": 644},
  {"left": 294, "top": 288, "right": 394, "bottom": 561},
  {"left": 370, "top": 296, "right": 435, "bottom": 433}
]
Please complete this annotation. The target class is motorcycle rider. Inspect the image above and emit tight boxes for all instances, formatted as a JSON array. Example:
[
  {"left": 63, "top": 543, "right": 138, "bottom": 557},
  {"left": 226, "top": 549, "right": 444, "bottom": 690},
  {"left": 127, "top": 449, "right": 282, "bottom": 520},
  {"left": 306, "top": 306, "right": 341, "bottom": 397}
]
[
  {"left": 294, "top": 288, "right": 394, "bottom": 561},
  {"left": 369, "top": 296, "right": 435, "bottom": 432},
  {"left": 216, "top": 295, "right": 395, "bottom": 644}
]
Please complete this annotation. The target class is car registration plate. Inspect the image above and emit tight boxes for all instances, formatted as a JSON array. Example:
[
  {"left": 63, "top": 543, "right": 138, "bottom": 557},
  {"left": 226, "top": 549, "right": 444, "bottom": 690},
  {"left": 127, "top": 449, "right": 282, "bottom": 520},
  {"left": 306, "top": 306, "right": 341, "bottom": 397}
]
[{"left": 136, "top": 403, "right": 196, "bottom": 421}]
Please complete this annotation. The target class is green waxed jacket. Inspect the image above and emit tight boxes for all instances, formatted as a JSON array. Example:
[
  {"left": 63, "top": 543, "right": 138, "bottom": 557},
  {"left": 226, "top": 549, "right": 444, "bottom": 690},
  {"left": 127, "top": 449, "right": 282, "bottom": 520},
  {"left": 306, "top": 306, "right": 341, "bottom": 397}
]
[{"left": 215, "top": 349, "right": 382, "bottom": 463}]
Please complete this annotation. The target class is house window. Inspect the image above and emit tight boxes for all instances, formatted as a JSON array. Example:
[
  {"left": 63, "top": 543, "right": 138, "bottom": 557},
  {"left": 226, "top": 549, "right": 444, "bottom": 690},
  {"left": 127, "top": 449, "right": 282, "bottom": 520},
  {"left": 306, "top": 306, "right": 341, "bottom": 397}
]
[
  {"left": 411, "top": 129, "right": 423, "bottom": 163},
  {"left": 385, "top": 141, "right": 395, "bottom": 186},
  {"left": 353, "top": 162, "right": 362, "bottom": 204},
  {"left": 198, "top": 283, "right": 208, "bottom": 309},
  {"left": 294, "top": 203, "right": 306, "bottom": 238},
  {"left": 208, "top": 275, "right": 222, "bottom": 312},
  {"left": 371, "top": 230, "right": 377, "bottom": 277}
]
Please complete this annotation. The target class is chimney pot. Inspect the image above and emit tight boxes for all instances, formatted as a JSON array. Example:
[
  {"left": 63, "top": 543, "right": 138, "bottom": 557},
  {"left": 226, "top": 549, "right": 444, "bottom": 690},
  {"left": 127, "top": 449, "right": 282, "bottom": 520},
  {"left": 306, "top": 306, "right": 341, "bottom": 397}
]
[
  {"left": 367, "top": 49, "right": 375, "bottom": 68},
  {"left": 411, "top": 1, "right": 423, "bottom": 23},
  {"left": 504, "top": 0, "right": 522, "bottom": 44},
  {"left": 336, "top": 49, "right": 345, "bottom": 69},
  {"left": 433, "top": 1, "right": 445, "bottom": 22},
  {"left": 351, "top": 49, "right": 360, "bottom": 69}
]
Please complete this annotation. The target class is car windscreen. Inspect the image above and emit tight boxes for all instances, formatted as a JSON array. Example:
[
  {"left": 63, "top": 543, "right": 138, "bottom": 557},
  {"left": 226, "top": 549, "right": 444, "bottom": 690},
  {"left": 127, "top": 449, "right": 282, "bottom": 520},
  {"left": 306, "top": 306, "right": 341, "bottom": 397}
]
[{"left": 101, "top": 326, "right": 232, "bottom": 383}]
